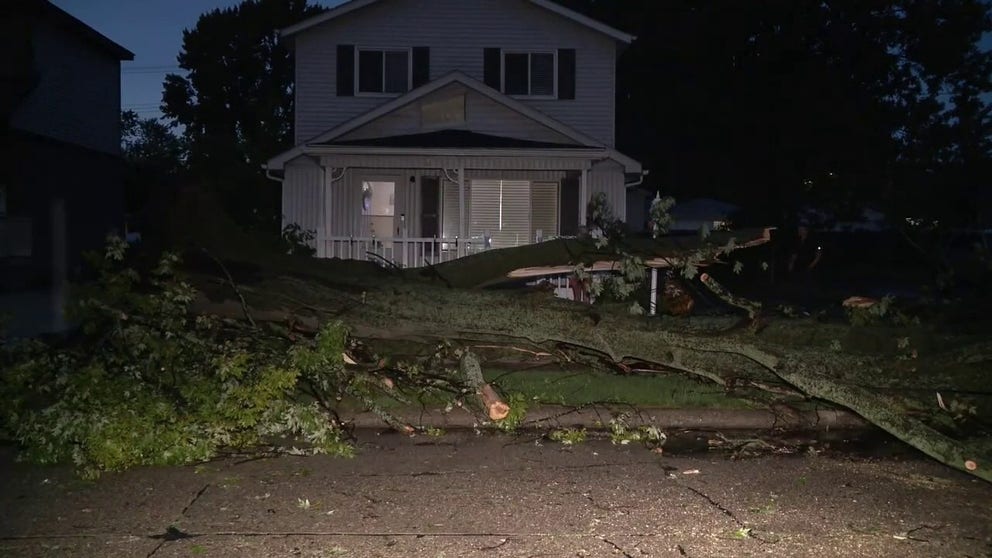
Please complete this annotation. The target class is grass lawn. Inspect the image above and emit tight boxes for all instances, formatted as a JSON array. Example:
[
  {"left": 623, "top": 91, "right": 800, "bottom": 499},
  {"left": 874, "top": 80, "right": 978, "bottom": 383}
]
[
  {"left": 486, "top": 366, "right": 761, "bottom": 410},
  {"left": 333, "top": 364, "right": 763, "bottom": 415}
]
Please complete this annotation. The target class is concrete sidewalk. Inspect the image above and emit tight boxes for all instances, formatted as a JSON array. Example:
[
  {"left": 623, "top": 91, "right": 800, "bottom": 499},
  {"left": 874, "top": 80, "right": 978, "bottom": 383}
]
[{"left": 1, "top": 432, "right": 989, "bottom": 557}]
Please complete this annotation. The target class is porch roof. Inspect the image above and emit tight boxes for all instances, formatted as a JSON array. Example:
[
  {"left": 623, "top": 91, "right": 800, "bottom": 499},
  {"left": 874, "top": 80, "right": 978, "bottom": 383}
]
[{"left": 321, "top": 129, "right": 586, "bottom": 150}]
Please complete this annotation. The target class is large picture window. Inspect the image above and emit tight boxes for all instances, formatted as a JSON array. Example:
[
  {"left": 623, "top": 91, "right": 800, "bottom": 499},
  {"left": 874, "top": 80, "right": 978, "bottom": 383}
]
[
  {"left": 503, "top": 51, "right": 555, "bottom": 97},
  {"left": 361, "top": 179, "right": 396, "bottom": 239},
  {"left": 357, "top": 48, "right": 410, "bottom": 94}
]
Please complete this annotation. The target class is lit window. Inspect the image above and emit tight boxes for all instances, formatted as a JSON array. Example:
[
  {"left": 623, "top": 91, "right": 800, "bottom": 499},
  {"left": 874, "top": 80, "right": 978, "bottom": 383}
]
[{"left": 361, "top": 181, "right": 395, "bottom": 216}]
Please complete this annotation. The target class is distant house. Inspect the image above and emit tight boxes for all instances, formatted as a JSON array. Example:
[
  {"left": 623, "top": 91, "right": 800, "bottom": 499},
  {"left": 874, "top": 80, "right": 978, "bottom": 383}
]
[
  {"left": 0, "top": 0, "right": 133, "bottom": 335},
  {"left": 669, "top": 198, "right": 740, "bottom": 233},
  {"left": 266, "top": 0, "right": 643, "bottom": 266}
]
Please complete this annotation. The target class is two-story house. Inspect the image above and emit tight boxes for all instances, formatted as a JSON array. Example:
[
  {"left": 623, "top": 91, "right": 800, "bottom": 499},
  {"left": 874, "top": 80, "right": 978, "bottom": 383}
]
[
  {"left": 266, "top": 0, "right": 642, "bottom": 266},
  {"left": 1, "top": 0, "right": 132, "bottom": 335}
]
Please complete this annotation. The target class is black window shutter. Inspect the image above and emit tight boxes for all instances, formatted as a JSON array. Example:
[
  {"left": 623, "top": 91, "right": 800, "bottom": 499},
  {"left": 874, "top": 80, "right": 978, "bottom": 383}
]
[
  {"left": 560, "top": 173, "right": 580, "bottom": 236},
  {"left": 558, "top": 48, "right": 576, "bottom": 100},
  {"left": 483, "top": 48, "right": 501, "bottom": 90},
  {"left": 337, "top": 44, "right": 355, "bottom": 96},
  {"left": 412, "top": 47, "right": 430, "bottom": 88},
  {"left": 420, "top": 176, "right": 440, "bottom": 238}
]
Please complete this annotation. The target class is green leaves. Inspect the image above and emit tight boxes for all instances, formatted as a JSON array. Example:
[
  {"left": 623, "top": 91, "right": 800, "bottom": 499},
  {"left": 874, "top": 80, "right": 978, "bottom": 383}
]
[
  {"left": 649, "top": 194, "right": 676, "bottom": 238},
  {"left": 0, "top": 239, "right": 352, "bottom": 477}
]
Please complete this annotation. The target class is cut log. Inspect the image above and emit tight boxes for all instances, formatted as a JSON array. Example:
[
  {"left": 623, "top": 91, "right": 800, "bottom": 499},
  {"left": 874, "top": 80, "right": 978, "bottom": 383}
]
[{"left": 459, "top": 351, "right": 510, "bottom": 421}]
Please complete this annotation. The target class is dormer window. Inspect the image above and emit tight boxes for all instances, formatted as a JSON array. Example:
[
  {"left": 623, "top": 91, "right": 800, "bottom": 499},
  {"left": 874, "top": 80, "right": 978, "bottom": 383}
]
[
  {"left": 503, "top": 51, "right": 555, "bottom": 97},
  {"left": 357, "top": 48, "right": 410, "bottom": 94}
]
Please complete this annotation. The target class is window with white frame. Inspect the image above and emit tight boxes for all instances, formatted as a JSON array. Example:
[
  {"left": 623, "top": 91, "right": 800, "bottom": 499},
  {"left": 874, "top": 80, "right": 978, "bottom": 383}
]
[
  {"left": 503, "top": 51, "right": 555, "bottom": 96},
  {"left": 357, "top": 48, "right": 410, "bottom": 94}
]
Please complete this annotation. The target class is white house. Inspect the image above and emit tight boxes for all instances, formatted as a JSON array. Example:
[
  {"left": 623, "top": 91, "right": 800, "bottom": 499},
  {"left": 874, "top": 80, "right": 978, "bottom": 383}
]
[{"left": 266, "top": 0, "right": 643, "bottom": 267}]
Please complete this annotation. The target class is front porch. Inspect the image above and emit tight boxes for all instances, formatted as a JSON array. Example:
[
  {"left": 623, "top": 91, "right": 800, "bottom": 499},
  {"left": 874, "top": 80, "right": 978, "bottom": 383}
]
[{"left": 282, "top": 149, "right": 631, "bottom": 269}]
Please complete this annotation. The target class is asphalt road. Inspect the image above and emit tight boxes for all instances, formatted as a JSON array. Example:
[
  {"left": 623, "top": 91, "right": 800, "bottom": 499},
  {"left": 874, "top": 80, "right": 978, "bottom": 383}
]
[{"left": 1, "top": 432, "right": 990, "bottom": 557}]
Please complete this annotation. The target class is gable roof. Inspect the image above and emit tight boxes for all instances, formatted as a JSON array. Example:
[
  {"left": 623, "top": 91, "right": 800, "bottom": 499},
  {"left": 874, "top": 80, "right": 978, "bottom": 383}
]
[
  {"left": 280, "top": 0, "right": 634, "bottom": 43},
  {"left": 267, "top": 71, "right": 640, "bottom": 172},
  {"left": 305, "top": 71, "right": 602, "bottom": 148},
  {"left": 326, "top": 129, "right": 586, "bottom": 149},
  {"left": 21, "top": 1, "right": 134, "bottom": 60}
]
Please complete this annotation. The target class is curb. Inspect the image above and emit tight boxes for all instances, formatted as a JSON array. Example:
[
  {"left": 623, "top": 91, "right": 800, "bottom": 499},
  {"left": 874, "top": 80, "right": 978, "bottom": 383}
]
[{"left": 346, "top": 406, "right": 869, "bottom": 432}]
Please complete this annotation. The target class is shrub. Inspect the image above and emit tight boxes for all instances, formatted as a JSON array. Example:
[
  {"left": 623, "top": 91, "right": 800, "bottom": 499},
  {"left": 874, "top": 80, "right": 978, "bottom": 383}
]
[{"left": 0, "top": 237, "right": 350, "bottom": 478}]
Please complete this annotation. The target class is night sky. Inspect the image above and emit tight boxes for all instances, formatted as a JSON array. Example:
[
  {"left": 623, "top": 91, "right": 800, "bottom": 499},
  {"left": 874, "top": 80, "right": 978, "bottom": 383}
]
[
  {"left": 49, "top": 0, "right": 992, "bottom": 122},
  {"left": 49, "top": 0, "right": 338, "bottom": 120}
]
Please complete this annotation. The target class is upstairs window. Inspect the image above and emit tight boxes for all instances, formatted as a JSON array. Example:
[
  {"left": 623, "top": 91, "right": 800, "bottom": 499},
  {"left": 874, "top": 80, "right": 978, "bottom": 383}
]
[
  {"left": 357, "top": 48, "right": 410, "bottom": 94},
  {"left": 503, "top": 51, "right": 555, "bottom": 97},
  {"left": 485, "top": 49, "right": 572, "bottom": 98}
]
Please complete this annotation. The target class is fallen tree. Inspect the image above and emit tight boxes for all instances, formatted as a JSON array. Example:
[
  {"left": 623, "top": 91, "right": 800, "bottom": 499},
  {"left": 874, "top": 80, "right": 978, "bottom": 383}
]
[
  {"left": 3, "top": 194, "right": 990, "bottom": 482},
  {"left": 184, "top": 227, "right": 992, "bottom": 483}
]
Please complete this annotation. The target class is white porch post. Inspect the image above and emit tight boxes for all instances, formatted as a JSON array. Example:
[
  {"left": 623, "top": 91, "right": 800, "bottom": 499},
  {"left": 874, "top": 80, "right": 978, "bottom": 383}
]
[
  {"left": 649, "top": 267, "right": 658, "bottom": 316},
  {"left": 458, "top": 164, "right": 466, "bottom": 257},
  {"left": 579, "top": 168, "right": 589, "bottom": 227},
  {"left": 318, "top": 165, "right": 330, "bottom": 258}
]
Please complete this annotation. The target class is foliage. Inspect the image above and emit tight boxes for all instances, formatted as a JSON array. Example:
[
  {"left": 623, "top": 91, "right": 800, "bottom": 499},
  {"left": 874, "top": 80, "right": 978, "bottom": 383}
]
[
  {"left": 648, "top": 193, "right": 676, "bottom": 238},
  {"left": 549, "top": 427, "right": 587, "bottom": 446},
  {"left": 608, "top": 413, "right": 667, "bottom": 448},
  {"left": 0, "top": 237, "right": 351, "bottom": 478},
  {"left": 282, "top": 223, "right": 317, "bottom": 257},
  {"left": 494, "top": 393, "right": 529, "bottom": 432},
  {"left": 121, "top": 110, "right": 185, "bottom": 173},
  {"left": 162, "top": 0, "right": 322, "bottom": 230},
  {"left": 844, "top": 295, "right": 919, "bottom": 327},
  {"left": 585, "top": 192, "right": 626, "bottom": 248},
  {"left": 120, "top": 110, "right": 185, "bottom": 218},
  {"left": 559, "top": 0, "right": 992, "bottom": 228},
  {"left": 580, "top": 194, "right": 649, "bottom": 309}
]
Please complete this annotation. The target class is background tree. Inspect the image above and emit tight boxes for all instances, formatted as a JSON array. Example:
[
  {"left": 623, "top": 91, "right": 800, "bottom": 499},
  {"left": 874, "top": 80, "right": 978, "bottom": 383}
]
[
  {"left": 563, "top": 0, "right": 991, "bottom": 230},
  {"left": 161, "top": 0, "right": 321, "bottom": 231},
  {"left": 120, "top": 110, "right": 185, "bottom": 242}
]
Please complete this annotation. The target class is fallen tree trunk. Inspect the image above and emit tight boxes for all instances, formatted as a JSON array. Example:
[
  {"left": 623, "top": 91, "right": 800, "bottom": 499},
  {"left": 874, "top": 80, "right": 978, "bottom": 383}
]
[
  {"left": 186, "top": 238, "right": 991, "bottom": 483},
  {"left": 460, "top": 351, "right": 510, "bottom": 421}
]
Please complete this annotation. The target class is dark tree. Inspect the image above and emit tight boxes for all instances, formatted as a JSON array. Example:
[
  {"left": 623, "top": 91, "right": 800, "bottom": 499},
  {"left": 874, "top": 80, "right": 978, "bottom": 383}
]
[
  {"left": 564, "top": 0, "right": 992, "bottom": 228},
  {"left": 120, "top": 110, "right": 185, "bottom": 218},
  {"left": 161, "top": 0, "right": 321, "bottom": 231}
]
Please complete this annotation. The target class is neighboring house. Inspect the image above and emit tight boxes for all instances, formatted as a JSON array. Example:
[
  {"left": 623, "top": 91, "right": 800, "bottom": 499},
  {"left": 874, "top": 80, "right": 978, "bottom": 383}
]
[
  {"left": 0, "top": 0, "right": 133, "bottom": 335},
  {"left": 266, "top": 0, "right": 643, "bottom": 267},
  {"left": 669, "top": 198, "right": 740, "bottom": 233}
]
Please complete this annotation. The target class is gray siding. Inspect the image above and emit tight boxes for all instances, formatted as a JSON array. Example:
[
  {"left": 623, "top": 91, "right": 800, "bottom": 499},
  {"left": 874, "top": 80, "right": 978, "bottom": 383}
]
[
  {"left": 338, "top": 83, "right": 574, "bottom": 144},
  {"left": 293, "top": 0, "right": 617, "bottom": 146},
  {"left": 10, "top": 19, "right": 123, "bottom": 155},
  {"left": 588, "top": 159, "right": 625, "bottom": 221},
  {"left": 282, "top": 158, "right": 324, "bottom": 237}
]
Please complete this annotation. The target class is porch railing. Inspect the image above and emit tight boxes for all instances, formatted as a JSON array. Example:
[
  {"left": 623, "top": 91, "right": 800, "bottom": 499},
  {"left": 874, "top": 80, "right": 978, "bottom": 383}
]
[{"left": 315, "top": 235, "right": 488, "bottom": 268}]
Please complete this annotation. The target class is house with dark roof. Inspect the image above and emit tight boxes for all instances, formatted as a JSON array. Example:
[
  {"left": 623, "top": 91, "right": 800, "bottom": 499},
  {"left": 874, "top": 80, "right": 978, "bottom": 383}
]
[
  {"left": 1, "top": 0, "right": 133, "bottom": 335},
  {"left": 265, "top": 0, "right": 642, "bottom": 266}
]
